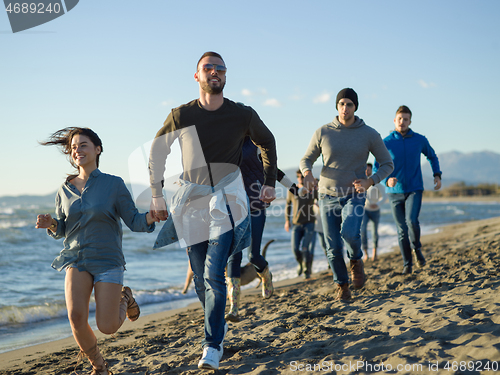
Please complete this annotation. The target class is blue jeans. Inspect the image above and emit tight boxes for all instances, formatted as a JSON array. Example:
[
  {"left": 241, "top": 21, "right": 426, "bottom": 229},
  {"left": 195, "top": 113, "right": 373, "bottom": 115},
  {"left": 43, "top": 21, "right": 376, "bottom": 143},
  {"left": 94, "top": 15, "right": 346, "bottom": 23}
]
[
  {"left": 319, "top": 193, "right": 365, "bottom": 285},
  {"left": 188, "top": 228, "right": 234, "bottom": 349},
  {"left": 227, "top": 208, "right": 268, "bottom": 277},
  {"left": 291, "top": 222, "right": 315, "bottom": 265},
  {"left": 317, "top": 231, "right": 327, "bottom": 257},
  {"left": 360, "top": 209, "right": 381, "bottom": 250},
  {"left": 388, "top": 191, "right": 423, "bottom": 267}
]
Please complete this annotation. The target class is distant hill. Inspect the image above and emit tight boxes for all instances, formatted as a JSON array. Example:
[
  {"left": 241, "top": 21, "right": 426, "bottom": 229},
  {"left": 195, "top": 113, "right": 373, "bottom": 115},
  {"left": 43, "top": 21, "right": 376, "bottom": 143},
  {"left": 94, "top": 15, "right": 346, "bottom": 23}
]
[
  {"left": 0, "top": 184, "right": 171, "bottom": 211},
  {"left": 279, "top": 151, "right": 500, "bottom": 193},
  {"left": 421, "top": 150, "right": 500, "bottom": 188},
  {"left": 67, "top": 150, "right": 500, "bottom": 201},
  {"left": 0, "top": 192, "right": 55, "bottom": 207},
  {"left": 2, "top": 151, "right": 499, "bottom": 203}
]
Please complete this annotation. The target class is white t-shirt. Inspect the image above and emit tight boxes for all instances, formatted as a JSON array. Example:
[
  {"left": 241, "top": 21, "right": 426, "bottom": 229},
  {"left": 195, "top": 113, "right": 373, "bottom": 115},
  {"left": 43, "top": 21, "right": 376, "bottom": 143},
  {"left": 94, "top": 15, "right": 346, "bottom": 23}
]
[{"left": 364, "top": 182, "right": 385, "bottom": 212}]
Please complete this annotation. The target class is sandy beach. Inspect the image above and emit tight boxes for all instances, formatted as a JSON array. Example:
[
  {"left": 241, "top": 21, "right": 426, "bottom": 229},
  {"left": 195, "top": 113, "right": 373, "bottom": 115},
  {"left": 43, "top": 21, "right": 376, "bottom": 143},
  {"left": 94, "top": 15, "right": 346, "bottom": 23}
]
[{"left": 1, "top": 215, "right": 500, "bottom": 375}]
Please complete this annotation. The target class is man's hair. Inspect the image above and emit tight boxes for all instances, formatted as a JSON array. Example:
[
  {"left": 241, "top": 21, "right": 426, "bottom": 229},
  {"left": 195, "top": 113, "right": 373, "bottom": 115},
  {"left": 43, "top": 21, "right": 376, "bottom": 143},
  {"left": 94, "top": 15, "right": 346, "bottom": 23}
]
[
  {"left": 396, "top": 105, "right": 412, "bottom": 119},
  {"left": 197, "top": 51, "right": 225, "bottom": 70},
  {"left": 366, "top": 163, "right": 373, "bottom": 168},
  {"left": 296, "top": 169, "right": 303, "bottom": 177}
]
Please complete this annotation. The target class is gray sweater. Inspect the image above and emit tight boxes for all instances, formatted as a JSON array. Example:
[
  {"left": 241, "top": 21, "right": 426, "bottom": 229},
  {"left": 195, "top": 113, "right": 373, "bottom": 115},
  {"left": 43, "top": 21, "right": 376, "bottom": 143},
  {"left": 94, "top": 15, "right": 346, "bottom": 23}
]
[{"left": 300, "top": 116, "right": 393, "bottom": 197}]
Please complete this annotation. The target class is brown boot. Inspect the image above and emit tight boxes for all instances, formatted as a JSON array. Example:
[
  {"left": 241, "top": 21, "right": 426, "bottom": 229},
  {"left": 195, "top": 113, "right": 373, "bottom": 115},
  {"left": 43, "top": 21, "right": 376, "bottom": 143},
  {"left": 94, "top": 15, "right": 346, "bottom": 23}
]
[
  {"left": 83, "top": 342, "right": 113, "bottom": 375},
  {"left": 413, "top": 249, "right": 426, "bottom": 268},
  {"left": 122, "top": 286, "right": 140, "bottom": 321},
  {"left": 335, "top": 283, "right": 351, "bottom": 301},
  {"left": 350, "top": 259, "right": 366, "bottom": 289}
]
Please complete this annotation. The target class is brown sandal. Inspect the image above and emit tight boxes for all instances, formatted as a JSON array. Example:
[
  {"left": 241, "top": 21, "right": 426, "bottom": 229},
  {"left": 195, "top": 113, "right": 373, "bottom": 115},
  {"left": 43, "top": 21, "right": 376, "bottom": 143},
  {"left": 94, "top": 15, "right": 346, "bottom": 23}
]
[
  {"left": 90, "top": 360, "right": 113, "bottom": 375},
  {"left": 79, "top": 342, "right": 113, "bottom": 375},
  {"left": 122, "top": 286, "right": 140, "bottom": 321}
]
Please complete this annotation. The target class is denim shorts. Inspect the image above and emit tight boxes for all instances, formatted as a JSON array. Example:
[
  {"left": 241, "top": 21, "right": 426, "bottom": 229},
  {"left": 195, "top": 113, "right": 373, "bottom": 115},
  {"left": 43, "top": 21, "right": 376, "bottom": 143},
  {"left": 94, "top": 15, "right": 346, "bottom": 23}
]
[{"left": 66, "top": 265, "right": 125, "bottom": 285}]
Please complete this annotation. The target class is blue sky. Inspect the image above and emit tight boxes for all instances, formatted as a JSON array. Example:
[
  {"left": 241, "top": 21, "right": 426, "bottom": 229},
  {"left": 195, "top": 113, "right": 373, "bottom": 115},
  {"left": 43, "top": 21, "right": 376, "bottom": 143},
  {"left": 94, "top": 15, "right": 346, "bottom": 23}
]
[{"left": 1, "top": 0, "right": 499, "bottom": 197}]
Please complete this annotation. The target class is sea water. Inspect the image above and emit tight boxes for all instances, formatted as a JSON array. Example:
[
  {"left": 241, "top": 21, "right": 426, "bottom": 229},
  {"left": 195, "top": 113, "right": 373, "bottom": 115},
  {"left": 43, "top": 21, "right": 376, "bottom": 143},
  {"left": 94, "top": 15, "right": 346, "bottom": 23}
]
[{"left": 1, "top": 197, "right": 500, "bottom": 353}]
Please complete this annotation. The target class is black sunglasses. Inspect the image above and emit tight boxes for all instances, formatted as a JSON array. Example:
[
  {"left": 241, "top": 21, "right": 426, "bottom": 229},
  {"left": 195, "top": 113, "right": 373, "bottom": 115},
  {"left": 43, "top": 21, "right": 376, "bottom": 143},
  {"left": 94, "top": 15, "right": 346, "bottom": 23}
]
[{"left": 200, "top": 64, "right": 227, "bottom": 74}]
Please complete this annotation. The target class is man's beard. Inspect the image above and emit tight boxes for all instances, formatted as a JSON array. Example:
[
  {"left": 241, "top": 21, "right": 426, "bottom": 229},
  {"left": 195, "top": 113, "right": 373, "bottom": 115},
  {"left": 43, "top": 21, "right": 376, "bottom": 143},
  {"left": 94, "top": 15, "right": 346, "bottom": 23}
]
[{"left": 200, "top": 79, "right": 225, "bottom": 95}]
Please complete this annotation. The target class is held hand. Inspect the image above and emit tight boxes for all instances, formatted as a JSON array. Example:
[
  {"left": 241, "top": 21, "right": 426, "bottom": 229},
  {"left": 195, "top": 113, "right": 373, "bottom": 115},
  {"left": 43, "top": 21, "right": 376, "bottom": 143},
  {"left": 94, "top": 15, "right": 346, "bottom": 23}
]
[
  {"left": 387, "top": 177, "right": 398, "bottom": 188},
  {"left": 150, "top": 197, "right": 168, "bottom": 221},
  {"left": 302, "top": 172, "right": 316, "bottom": 192},
  {"left": 353, "top": 178, "right": 372, "bottom": 193},
  {"left": 298, "top": 186, "right": 309, "bottom": 197},
  {"left": 36, "top": 214, "right": 52, "bottom": 229},
  {"left": 434, "top": 176, "right": 442, "bottom": 191},
  {"left": 259, "top": 185, "right": 276, "bottom": 203},
  {"left": 146, "top": 211, "right": 159, "bottom": 225}
]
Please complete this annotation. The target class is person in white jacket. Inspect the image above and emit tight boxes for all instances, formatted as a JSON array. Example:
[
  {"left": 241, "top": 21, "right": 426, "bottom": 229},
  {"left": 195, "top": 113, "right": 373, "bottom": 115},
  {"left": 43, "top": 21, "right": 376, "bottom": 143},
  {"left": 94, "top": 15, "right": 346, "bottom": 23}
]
[{"left": 361, "top": 163, "right": 386, "bottom": 261}]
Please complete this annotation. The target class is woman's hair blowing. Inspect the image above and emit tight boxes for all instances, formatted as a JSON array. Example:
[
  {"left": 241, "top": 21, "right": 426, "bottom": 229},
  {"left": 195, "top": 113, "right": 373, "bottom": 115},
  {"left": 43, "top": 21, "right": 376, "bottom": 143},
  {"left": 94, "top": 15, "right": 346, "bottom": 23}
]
[{"left": 40, "top": 127, "right": 103, "bottom": 170}]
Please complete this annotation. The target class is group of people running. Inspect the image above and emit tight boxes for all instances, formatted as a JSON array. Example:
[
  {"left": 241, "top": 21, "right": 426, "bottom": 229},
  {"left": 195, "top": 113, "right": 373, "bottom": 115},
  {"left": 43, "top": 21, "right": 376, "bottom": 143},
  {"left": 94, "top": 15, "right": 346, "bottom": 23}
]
[{"left": 36, "top": 51, "right": 441, "bottom": 373}]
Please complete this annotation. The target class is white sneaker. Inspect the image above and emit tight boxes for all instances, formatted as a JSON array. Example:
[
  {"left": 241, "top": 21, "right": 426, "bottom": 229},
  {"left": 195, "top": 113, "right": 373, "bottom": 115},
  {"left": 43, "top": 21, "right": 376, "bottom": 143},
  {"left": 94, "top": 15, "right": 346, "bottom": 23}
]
[
  {"left": 198, "top": 347, "right": 221, "bottom": 370},
  {"left": 198, "top": 323, "right": 228, "bottom": 370}
]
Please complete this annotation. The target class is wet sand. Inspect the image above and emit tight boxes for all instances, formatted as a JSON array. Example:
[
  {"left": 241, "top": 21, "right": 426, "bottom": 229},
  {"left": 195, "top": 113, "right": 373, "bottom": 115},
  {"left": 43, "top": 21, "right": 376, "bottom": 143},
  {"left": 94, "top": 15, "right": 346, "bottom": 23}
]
[{"left": 1, "top": 216, "right": 500, "bottom": 374}]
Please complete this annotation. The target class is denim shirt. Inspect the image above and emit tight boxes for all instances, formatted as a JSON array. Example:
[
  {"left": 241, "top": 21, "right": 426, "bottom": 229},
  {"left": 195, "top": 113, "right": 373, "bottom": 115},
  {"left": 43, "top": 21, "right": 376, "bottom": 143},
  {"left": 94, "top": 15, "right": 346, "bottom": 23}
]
[{"left": 48, "top": 169, "right": 155, "bottom": 274}]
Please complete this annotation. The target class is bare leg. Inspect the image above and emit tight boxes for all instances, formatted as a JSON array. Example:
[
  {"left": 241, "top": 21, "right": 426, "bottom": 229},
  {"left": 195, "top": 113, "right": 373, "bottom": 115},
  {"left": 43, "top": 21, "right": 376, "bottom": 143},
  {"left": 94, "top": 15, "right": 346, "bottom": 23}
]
[
  {"left": 65, "top": 268, "right": 97, "bottom": 353},
  {"left": 94, "top": 281, "right": 124, "bottom": 335},
  {"left": 65, "top": 268, "right": 118, "bottom": 374},
  {"left": 372, "top": 248, "right": 377, "bottom": 262}
]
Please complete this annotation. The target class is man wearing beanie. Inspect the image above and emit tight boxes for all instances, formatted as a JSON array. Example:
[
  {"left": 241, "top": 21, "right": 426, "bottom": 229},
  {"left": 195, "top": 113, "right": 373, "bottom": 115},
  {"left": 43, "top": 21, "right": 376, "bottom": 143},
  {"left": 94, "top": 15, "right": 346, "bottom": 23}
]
[
  {"left": 376, "top": 105, "right": 441, "bottom": 275},
  {"left": 300, "top": 88, "right": 394, "bottom": 301}
]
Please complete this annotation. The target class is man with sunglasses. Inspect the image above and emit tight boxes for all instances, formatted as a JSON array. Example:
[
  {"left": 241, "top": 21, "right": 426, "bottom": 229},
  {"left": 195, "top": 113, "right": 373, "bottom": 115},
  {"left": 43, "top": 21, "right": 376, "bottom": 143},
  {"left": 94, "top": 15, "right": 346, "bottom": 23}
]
[
  {"left": 299, "top": 88, "right": 394, "bottom": 301},
  {"left": 148, "top": 52, "right": 277, "bottom": 370}
]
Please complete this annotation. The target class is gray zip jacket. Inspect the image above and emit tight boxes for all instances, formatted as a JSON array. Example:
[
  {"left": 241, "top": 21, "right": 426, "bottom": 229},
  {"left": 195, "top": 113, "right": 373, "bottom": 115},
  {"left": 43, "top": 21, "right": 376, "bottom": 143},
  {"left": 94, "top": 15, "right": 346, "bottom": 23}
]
[{"left": 300, "top": 116, "right": 394, "bottom": 197}]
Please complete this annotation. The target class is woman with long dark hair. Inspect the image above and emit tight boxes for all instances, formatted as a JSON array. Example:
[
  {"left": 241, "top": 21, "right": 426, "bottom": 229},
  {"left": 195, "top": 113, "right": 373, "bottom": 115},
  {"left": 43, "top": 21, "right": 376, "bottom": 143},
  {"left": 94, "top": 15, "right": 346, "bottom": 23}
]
[{"left": 36, "top": 127, "right": 157, "bottom": 375}]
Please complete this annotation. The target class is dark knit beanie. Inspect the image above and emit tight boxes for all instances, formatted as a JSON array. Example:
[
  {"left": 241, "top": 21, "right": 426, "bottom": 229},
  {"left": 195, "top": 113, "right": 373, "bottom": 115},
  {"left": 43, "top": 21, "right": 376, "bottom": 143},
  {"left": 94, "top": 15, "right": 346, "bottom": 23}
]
[{"left": 336, "top": 88, "right": 358, "bottom": 112}]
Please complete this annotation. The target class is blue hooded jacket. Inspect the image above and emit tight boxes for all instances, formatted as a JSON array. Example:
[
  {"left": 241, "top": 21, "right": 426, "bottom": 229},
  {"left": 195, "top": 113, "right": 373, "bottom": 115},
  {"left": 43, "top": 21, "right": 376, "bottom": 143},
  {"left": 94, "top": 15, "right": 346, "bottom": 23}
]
[{"left": 376, "top": 129, "right": 441, "bottom": 194}]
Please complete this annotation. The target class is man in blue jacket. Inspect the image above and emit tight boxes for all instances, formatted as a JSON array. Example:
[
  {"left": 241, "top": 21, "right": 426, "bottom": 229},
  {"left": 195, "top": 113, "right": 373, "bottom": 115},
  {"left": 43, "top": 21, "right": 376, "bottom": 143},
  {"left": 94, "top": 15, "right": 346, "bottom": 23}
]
[{"left": 379, "top": 105, "right": 442, "bottom": 274}]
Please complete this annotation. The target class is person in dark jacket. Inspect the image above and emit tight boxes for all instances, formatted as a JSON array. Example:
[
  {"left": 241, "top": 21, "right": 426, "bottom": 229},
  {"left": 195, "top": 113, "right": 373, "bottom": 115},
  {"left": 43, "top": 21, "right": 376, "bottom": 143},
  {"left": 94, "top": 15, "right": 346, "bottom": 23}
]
[
  {"left": 377, "top": 105, "right": 442, "bottom": 274},
  {"left": 285, "top": 170, "right": 318, "bottom": 280},
  {"left": 225, "top": 136, "right": 299, "bottom": 322},
  {"left": 148, "top": 52, "right": 277, "bottom": 371}
]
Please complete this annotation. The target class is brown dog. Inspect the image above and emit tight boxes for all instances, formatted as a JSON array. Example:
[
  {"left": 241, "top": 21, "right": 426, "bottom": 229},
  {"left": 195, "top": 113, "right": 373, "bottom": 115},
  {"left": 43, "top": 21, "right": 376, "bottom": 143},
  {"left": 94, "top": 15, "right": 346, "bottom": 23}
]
[
  {"left": 240, "top": 239, "right": 274, "bottom": 286},
  {"left": 181, "top": 239, "right": 275, "bottom": 293}
]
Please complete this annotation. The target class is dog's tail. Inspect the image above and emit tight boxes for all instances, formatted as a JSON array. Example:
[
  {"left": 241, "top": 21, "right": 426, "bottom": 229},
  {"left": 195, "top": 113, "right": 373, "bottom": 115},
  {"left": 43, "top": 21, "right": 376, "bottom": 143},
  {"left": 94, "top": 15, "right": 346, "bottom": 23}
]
[
  {"left": 255, "top": 239, "right": 275, "bottom": 289},
  {"left": 261, "top": 239, "right": 275, "bottom": 259}
]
